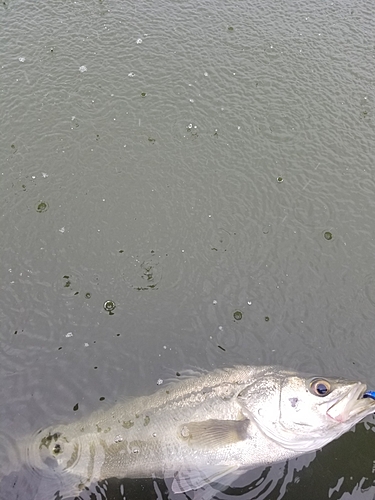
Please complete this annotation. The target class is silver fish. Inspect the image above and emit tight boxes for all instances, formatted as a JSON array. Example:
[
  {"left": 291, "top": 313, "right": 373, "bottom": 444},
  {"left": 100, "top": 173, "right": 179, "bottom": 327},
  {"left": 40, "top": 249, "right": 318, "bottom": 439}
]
[{"left": 9, "top": 365, "right": 375, "bottom": 499}]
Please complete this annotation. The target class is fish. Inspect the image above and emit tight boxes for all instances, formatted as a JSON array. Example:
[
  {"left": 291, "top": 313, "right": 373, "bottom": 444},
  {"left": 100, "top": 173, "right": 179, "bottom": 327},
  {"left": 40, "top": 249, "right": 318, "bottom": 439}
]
[{"left": 4, "top": 365, "right": 375, "bottom": 499}]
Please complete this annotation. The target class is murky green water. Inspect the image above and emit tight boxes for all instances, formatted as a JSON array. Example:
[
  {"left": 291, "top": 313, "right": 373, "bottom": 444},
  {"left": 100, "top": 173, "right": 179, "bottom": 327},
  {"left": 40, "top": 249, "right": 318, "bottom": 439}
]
[{"left": 0, "top": 0, "right": 374, "bottom": 498}]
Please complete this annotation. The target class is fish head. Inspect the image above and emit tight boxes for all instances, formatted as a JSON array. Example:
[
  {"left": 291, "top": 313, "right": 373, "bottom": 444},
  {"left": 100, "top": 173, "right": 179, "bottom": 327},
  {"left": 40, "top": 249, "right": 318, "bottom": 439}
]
[{"left": 238, "top": 369, "right": 375, "bottom": 453}]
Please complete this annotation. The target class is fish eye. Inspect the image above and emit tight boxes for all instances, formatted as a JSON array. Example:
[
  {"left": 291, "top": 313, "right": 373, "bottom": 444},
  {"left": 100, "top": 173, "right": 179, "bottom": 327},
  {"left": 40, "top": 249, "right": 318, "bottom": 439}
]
[{"left": 309, "top": 379, "right": 331, "bottom": 397}]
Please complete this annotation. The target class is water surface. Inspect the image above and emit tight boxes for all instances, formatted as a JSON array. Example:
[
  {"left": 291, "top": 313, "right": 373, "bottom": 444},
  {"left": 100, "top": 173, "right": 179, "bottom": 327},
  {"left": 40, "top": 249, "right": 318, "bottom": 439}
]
[{"left": 0, "top": 0, "right": 374, "bottom": 498}]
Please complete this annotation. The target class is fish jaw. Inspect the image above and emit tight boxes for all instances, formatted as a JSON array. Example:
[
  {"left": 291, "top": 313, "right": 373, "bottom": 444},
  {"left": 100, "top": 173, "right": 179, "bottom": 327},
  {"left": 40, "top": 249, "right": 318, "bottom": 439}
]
[{"left": 326, "top": 382, "right": 375, "bottom": 423}]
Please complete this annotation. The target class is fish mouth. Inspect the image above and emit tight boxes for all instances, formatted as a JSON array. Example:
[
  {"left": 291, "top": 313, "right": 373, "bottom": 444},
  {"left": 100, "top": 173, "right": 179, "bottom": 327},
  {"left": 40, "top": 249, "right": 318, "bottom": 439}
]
[{"left": 326, "top": 383, "right": 375, "bottom": 423}]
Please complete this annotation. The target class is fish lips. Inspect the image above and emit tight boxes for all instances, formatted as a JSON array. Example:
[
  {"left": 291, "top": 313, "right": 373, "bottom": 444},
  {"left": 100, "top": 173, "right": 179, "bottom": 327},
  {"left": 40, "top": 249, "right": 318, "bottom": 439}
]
[{"left": 326, "top": 383, "right": 375, "bottom": 423}]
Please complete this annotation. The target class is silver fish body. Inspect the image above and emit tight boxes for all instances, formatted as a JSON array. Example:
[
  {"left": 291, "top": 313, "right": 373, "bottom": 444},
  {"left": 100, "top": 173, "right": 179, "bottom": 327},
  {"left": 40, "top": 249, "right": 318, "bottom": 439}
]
[{"left": 17, "top": 365, "right": 375, "bottom": 498}]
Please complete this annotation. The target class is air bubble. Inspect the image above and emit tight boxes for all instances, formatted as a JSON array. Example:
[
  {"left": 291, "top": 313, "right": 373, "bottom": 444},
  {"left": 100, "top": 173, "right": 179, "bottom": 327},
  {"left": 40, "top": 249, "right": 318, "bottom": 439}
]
[
  {"left": 323, "top": 231, "right": 333, "bottom": 241},
  {"left": 233, "top": 310, "right": 242, "bottom": 321},
  {"left": 103, "top": 300, "right": 116, "bottom": 312},
  {"left": 36, "top": 201, "right": 48, "bottom": 213}
]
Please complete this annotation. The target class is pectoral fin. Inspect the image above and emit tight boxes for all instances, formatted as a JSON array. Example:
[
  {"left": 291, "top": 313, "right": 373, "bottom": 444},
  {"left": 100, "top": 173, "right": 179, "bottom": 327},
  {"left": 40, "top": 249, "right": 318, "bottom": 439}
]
[
  {"left": 171, "top": 464, "right": 239, "bottom": 493},
  {"left": 178, "top": 419, "right": 249, "bottom": 449}
]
